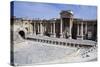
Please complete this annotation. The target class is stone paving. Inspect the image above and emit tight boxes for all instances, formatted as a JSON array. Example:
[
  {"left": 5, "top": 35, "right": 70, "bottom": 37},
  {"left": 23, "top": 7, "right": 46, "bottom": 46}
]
[
  {"left": 13, "top": 40, "right": 97, "bottom": 66},
  {"left": 14, "top": 40, "right": 77, "bottom": 65}
]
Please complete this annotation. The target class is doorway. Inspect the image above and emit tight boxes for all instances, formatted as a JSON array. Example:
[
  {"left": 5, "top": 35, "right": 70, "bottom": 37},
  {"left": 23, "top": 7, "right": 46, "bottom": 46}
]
[{"left": 18, "top": 30, "right": 25, "bottom": 39}]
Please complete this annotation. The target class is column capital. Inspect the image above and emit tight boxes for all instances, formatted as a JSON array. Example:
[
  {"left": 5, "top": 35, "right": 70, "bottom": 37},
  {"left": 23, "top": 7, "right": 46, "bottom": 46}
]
[{"left": 40, "top": 20, "right": 43, "bottom": 24}]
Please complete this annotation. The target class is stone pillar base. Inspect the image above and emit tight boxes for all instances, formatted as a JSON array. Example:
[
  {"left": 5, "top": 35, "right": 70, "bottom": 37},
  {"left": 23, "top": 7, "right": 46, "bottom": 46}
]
[
  {"left": 37, "top": 33, "right": 43, "bottom": 36},
  {"left": 68, "top": 35, "right": 72, "bottom": 39},
  {"left": 77, "top": 35, "right": 83, "bottom": 40},
  {"left": 33, "top": 33, "right": 36, "bottom": 35},
  {"left": 53, "top": 33, "right": 56, "bottom": 37},
  {"left": 69, "top": 36, "right": 72, "bottom": 39},
  {"left": 28, "top": 31, "right": 33, "bottom": 35},
  {"left": 60, "top": 33, "right": 63, "bottom": 38},
  {"left": 38, "top": 33, "right": 43, "bottom": 36},
  {"left": 50, "top": 34, "right": 53, "bottom": 37},
  {"left": 50, "top": 34, "right": 56, "bottom": 37}
]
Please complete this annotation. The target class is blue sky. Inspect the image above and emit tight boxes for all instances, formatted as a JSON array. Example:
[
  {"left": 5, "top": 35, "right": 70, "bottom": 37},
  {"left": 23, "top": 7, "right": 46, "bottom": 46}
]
[{"left": 12, "top": 1, "right": 97, "bottom": 20}]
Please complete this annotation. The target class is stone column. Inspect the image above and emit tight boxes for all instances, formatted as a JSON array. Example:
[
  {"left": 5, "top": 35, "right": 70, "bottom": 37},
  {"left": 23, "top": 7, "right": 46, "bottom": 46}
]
[
  {"left": 37, "top": 23, "right": 39, "bottom": 33},
  {"left": 45, "top": 23, "right": 47, "bottom": 32},
  {"left": 44, "top": 23, "right": 46, "bottom": 32},
  {"left": 40, "top": 20, "right": 43, "bottom": 36},
  {"left": 60, "top": 18, "right": 63, "bottom": 38},
  {"left": 37, "top": 23, "right": 40, "bottom": 34},
  {"left": 42, "top": 23, "right": 45, "bottom": 34},
  {"left": 69, "top": 18, "right": 73, "bottom": 39},
  {"left": 29, "top": 21, "right": 33, "bottom": 35},
  {"left": 85, "top": 22, "right": 87, "bottom": 35},
  {"left": 53, "top": 22, "right": 56, "bottom": 37},
  {"left": 80, "top": 22, "right": 83, "bottom": 40},
  {"left": 33, "top": 22, "right": 36, "bottom": 35},
  {"left": 77, "top": 24, "right": 79, "bottom": 38},
  {"left": 50, "top": 23, "right": 52, "bottom": 35},
  {"left": 85, "top": 22, "right": 87, "bottom": 39}
]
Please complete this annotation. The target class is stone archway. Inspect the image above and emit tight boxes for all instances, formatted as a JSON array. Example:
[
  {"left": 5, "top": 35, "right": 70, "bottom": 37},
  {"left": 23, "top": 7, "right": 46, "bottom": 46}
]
[
  {"left": 18, "top": 30, "right": 25, "bottom": 39},
  {"left": 16, "top": 27, "right": 28, "bottom": 39}
]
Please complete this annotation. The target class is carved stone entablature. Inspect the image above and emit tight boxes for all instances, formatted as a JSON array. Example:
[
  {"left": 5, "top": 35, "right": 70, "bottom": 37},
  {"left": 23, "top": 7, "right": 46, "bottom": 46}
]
[{"left": 60, "top": 10, "right": 73, "bottom": 18}]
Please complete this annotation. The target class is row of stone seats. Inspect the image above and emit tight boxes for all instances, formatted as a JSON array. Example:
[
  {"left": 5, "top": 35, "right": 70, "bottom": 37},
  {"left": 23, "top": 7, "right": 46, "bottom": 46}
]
[
  {"left": 80, "top": 45, "right": 97, "bottom": 58},
  {"left": 26, "top": 37, "right": 78, "bottom": 49}
]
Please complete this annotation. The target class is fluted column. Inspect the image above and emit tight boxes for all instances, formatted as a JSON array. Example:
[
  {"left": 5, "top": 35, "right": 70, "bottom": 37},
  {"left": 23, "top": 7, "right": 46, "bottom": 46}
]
[
  {"left": 69, "top": 18, "right": 73, "bottom": 39},
  {"left": 50, "top": 23, "right": 52, "bottom": 35},
  {"left": 40, "top": 20, "right": 43, "bottom": 36},
  {"left": 77, "top": 24, "right": 79, "bottom": 38},
  {"left": 44, "top": 23, "right": 46, "bottom": 32},
  {"left": 85, "top": 22, "right": 87, "bottom": 34},
  {"left": 60, "top": 18, "right": 63, "bottom": 38},
  {"left": 33, "top": 22, "right": 36, "bottom": 35},
  {"left": 80, "top": 22, "right": 83, "bottom": 40},
  {"left": 53, "top": 22, "right": 56, "bottom": 37},
  {"left": 29, "top": 20, "right": 33, "bottom": 35},
  {"left": 37, "top": 23, "right": 40, "bottom": 34}
]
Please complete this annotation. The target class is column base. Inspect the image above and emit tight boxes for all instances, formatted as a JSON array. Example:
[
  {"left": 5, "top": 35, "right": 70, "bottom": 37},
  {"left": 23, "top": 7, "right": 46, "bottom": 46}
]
[
  {"left": 50, "top": 34, "right": 56, "bottom": 38},
  {"left": 53, "top": 33, "right": 56, "bottom": 37},
  {"left": 28, "top": 32, "right": 33, "bottom": 35},
  {"left": 60, "top": 33, "right": 63, "bottom": 38},
  {"left": 50, "top": 33, "right": 53, "bottom": 37},
  {"left": 40, "top": 34, "right": 43, "bottom": 36},
  {"left": 77, "top": 35, "right": 83, "bottom": 40},
  {"left": 68, "top": 36, "right": 72, "bottom": 39},
  {"left": 50, "top": 34, "right": 53, "bottom": 37},
  {"left": 33, "top": 33, "right": 36, "bottom": 35},
  {"left": 68, "top": 35, "right": 72, "bottom": 39},
  {"left": 38, "top": 33, "right": 43, "bottom": 36}
]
